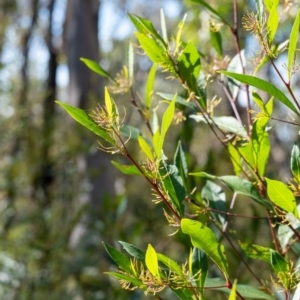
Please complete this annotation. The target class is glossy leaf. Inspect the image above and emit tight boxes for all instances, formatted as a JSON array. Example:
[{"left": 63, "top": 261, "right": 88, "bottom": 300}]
[
  {"left": 119, "top": 241, "right": 145, "bottom": 262},
  {"left": 270, "top": 250, "right": 289, "bottom": 274},
  {"left": 228, "top": 280, "right": 237, "bottom": 300},
  {"left": 135, "top": 32, "right": 165, "bottom": 64},
  {"left": 278, "top": 205, "right": 300, "bottom": 251},
  {"left": 105, "top": 272, "right": 143, "bottom": 287},
  {"left": 80, "top": 57, "right": 114, "bottom": 80},
  {"left": 192, "top": 247, "right": 208, "bottom": 291},
  {"left": 145, "top": 64, "right": 157, "bottom": 108},
  {"left": 288, "top": 10, "right": 300, "bottom": 80},
  {"left": 178, "top": 41, "right": 201, "bottom": 91},
  {"left": 265, "top": 178, "right": 299, "bottom": 217},
  {"left": 129, "top": 13, "right": 166, "bottom": 48},
  {"left": 158, "top": 95, "right": 176, "bottom": 156},
  {"left": 190, "top": 115, "right": 248, "bottom": 138},
  {"left": 157, "top": 92, "right": 197, "bottom": 110},
  {"left": 145, "top": 244, "right": 159, "bottom": 278},
  {"left": 174, "top": 141, "right": 188, "bottom": 188},
  {"left": 103, "top": 243, "right": 131, "bottom": 273},
  {"left": 160, "top": 9, "right": 168, "bottom": 44},
  {"left": 111, "top": 161, "right": 142, "bottom": 176},
  {"left": 219, "top": 71, "right": 299, "bottom": 115},
  {"left": 156, "top": 253, "right": 183, "bottom": 276},
  {"left": 138, "top": 135, "right": 154, "bottom": 161},
  {"left": 190, "top": 172, "right": 272, "bottom": 209},
  {"left": 181, "top": 219, "right": 229, "bottom": 278},
  {"left": 267, "top": 3, "right": 279, "bottom": 43},
  {"left": 190, "top": 0, "right": 228, "bottom": 25},
  {"left": 205, "top": 278, "right": 274, "bottom": 299},
  {"left": 228, "top": 144, "right": 242, "bottom": 176},
  {"left": 159, "top": 162, "right": 185, "bottom": 216},
  {"left": 56, "top": 101, "right": 114, "bottom": 144},
  {"left": 201, "top": 180, "right": 226, "bottom": 225},
  {"left": 291, "top": 144, "right": 300, "bottom": 178}
]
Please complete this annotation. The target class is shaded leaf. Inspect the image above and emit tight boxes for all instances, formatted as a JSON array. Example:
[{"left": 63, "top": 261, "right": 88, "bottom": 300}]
[
  {"left": 157, "top": 253, "right": 183, "bottom": 276},
  {"left": 291, "top": 144, "right": 300, "bottom": 178},
  {"left": 157, "top": 92, "right": 197, "bottom": 110},
  {"left": 174, "top": 141, "right": 188, "bottom": 188},
  {"left": 103, "top": 243, "right": 131, "bottom": 273},
  {"left": 119, "top": 241, "right": 145, "bottom": 262},
  {"left": 192, "top": 248, "right": 208, "bottom": 291},
  {"left": 210, "top": 25, "right": 222, "bottom": 57},
  {"left": 228, "top": 144, "right": 242, "bottom": 176},
  {"left": 80, "top": 57, "right": 114, "bottom": 80},
  {"left": 104, "top": 272, "right": 143, "bottom": 287}
]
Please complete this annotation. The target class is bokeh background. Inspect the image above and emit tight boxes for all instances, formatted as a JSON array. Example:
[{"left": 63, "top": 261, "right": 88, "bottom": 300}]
[{"left": 0, "top": 0, "right": 299, "bottom": 299}]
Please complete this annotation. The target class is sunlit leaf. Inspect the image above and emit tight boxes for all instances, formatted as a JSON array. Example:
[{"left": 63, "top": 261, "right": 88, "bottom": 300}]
[
  {"left": 190, "top": 115, "right": 248, "bottom": 138},
  {"left": 265, "top": 178, "right": 299, "bottom": 217},
  {"left": 228, "top": 144, "right": 242, "bottom": 176},
  {"left": 181, "top": 219, "right": 229, "bottom": 278},
  {"left": 138, "top": 135, "right": 154, "bottom": 161},
  {"left": 111, "top": 161, "right": 142, "bottom": 175},
  {"left": 157, "top": 253, "right": 183, "bottom": 276},
  {"left": 157, "top": 92, "right": 197, "bottom": 110},
  {"left": 56, "top": 101, "right": 114, "bottom": 144},
  {"left": 219, "top": 71, "right": 299, "bottom": 115},
  {"left": 160, "top": 9, "right": 168, "bottom": 44},
  {"left": 80, "top": 57, "right": 114, "bottom": 80},
  {"left": 105, "top": 87, "right": 113, "bottom": 118},
  {"left": 145, "top": 64, "right": 157, "bottom": 108},
  {"left": 288, "top": 10, "right": 300, "bottom": 80},
  {"left": 228, "top": 280, "right": 237, "bottom": 300},
  {"left": 210, "top": 24, "right": 222, "bottom": 57},
  {"left": 145, "top": 244, "right": 159, "bottom": 278},
  {"left": 267, "top": 3, "right": 279, "bottom": 43}
]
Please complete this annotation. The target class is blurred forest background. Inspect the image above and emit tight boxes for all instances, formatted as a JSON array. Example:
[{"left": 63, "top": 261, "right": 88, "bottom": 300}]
[{"left": 0, "top": 0, "right": 299, "bottom": 299}]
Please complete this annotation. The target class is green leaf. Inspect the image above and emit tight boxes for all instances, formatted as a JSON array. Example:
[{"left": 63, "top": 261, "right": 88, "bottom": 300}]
[
  {"left": 175, "top": 14, "right": 187, "bottom": 53},
  {"left": 205, "top": 278, "right": 274, "bottom": 299},
  {"left": 181, "top": 219, "right": 229, "bottom": 278},
  {"left": 255, "top": 0, "right": 264, "bottom": 25},
  {"left": 270, "top": 250, "right": 289, "bottom": 274},
  {"left": 190, "top": 172, "right": 272, "bottom": 209},
  {"left": 239, "top": 242, "right": 271, "bottom": 264},
  {"left": 170, "top": 287, "right": 194, "bottom": 300},
  {"left": 190, "top": 115, "right": 248, "bottom": 138},
  {"left": 174, "top": 141, "right": 188, "bottom": 188},
  {"left": 210, "top": 24, "right": 222, "bottom": 57},
  {"left": 190, "top": 0, "right": 228, "bottom": 25},
  {"left": 138, "top": 135, "right": 154, "bottom": 161},
  {"left": 267, "top": 3, "right": 279, "bottom": 44},
  {"left": 228, "top": 280, "right": 237, "bottom": 300},
  {"left": 80, "top": 58, "right": 114, "bottom": 80},
  {"left": 153, "top": 129, "right": 161, "bottom": 158},
  {"left": 156, "top": 253, "right": 183, "bottom": 276},
  {"left": 265, "top": 178, "right": 298, "bottom": 217},
  {"left": 288, "top": 10, "right": 300, "bottom": 80},
  {"left": 105, "top": 87, "right": 113, "bottom": 118},
  {"left": 129, "top": 13, "right": 166, "bottom": 48},
  {"left": 111, "top": 161, "right": 141, "bottom": 176},
  {"left": 157, "top": 92, "right": 197, "bottom": 111},
  {"left": 192, "top": 248, "right": 208, "bottom": 291},
  {"left": 159, "top": 162, "right": 185, "bottom": 216},
  {"left": 291, "top": 144, "right": 300, "bottom": 178},
  {"left": 56, "top": 101, "right": 114, "bottom": 144},
  {"left": 219, "top": 71, "right": 299, "bottom": 115},
  {"left": 158, "top": 95, "right": 176, "bottom": 156},
  {"left": 178, "top": 41, "right": 201, "bottom": 91},
  {"left": 228, "top": 144, "right": 242, "bottom": 176},
  {"left": 118, "top": 241, "right": 145, "bottom": 262},
  {"left": 135, "top": 32, "right": 166, "bottom": 64},
  {"left": 120, "top": 125, "right": 142, "bottom": 141},
  {"left": 264, "top": 0, "right": 279, "bottom": 12},
  {"left": 145, "top": 244, "right": 159, "bottom": 278},
  {"left": 104, "top": 272, "right": 143, "bottom": 287},
  {"left": 160, "top": 9, "right": 168, "bottom": 44},
  {"left": 145, "top": 64, "right": 157, "bottom": 108},
  {"left": 202, "top": 180, "right": 226, "bottom": 225},
  {"left": 103, "top": 243, "right": 131, "bottom": 273}
]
